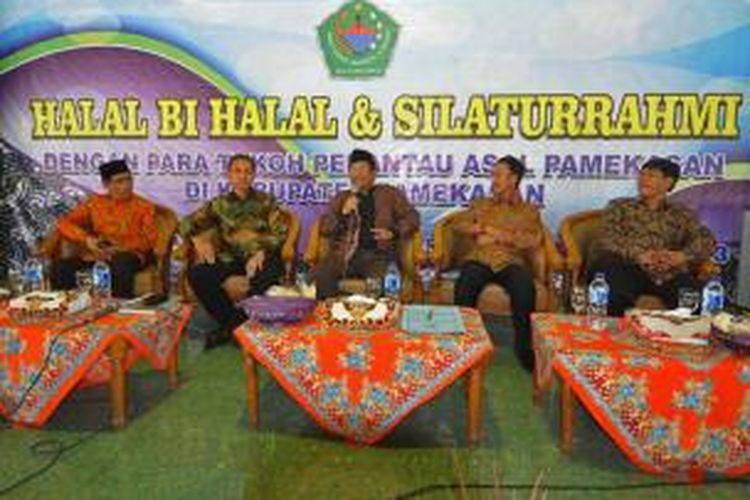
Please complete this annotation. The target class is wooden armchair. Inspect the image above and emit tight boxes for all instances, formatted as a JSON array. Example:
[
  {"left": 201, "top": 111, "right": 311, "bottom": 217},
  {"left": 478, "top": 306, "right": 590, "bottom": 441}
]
[
  {"left": 429, "top": 209, "right": 564, "bottom": 314},
  {"left": 560, "top": 209, "right": 718, "bottom": 310},
  {"left": 179, "top": 207, "right": 301, "bottom": 302},
  {"left": 40, "top": 204, "right": 179, "bottom": 296},
  {"left": 303, "top": 218, "right": 423, "bottom": 302}
]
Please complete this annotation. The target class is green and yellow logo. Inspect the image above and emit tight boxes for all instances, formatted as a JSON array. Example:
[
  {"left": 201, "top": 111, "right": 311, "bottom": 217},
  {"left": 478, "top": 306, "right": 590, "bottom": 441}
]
[{"left": 317, "top": 1, "right": 399, "bottom": 78}]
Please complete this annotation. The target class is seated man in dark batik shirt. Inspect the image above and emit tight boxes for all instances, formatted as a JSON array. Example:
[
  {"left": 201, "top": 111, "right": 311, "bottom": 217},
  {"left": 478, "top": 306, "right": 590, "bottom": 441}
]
[
  {"left": 589, "top": 157, "right": 716, "bottom": 316},
  {"left": 180, "top": 154, "right": 287, "bottom": 348}
]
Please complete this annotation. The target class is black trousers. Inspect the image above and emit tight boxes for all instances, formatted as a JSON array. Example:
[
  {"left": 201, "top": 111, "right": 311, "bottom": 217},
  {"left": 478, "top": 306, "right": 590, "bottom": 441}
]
[
  {"left": 588, "top": 255, "right": 701, "bottom": 317},
  {"left": 188, "top": 252, "right": 284, "bottom": 331},
  {"left": 50, "top": 252, "right": 143, "bottom": 299},
  {"left": 314, "top": 248, "right": 389, "bottom": 300},
  {"left": 454, "top": 261, "right": 536, "bottom": 367}
]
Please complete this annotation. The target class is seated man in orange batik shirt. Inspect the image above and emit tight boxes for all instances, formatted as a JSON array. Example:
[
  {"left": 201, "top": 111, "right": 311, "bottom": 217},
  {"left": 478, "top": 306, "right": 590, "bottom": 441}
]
[{"left": 50, "top": 159, "right": 158, "bottom": 298}]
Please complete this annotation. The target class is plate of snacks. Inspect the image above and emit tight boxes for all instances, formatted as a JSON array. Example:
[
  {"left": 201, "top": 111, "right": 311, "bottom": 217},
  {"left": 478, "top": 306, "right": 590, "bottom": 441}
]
[
  {"left": 711, "top": 311, "right": 750, "bottom": 354},
  {"left": 8, "top": 291, "right": 92, "bottom": 323},
  {"left": 319, "top": 294, "right": 400, "bottom": 330}
]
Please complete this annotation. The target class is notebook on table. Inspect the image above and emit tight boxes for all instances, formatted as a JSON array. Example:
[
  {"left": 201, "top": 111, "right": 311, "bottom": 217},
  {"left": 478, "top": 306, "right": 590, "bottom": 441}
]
[{"left": 400, "top": 305, "right": 465, "bottom": 335}]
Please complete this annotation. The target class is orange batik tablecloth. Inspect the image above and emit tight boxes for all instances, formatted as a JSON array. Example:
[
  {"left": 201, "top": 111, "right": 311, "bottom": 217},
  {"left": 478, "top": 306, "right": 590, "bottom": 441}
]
[
  {"left": 0, "top": 299, "right": 191, "bottom": 427},
  {"left": 532, "top": 313, "right": 750, "bottom": 478},
  {"left": 235, "top": 306, "right": 494, "bottom": 444}
]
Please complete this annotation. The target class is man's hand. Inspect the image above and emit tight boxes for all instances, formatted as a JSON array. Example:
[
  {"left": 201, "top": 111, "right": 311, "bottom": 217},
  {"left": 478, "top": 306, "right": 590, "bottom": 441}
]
[
  {"left": 639, "top": 249, "right": 686, "bottom": 273},
  {"left": 637, "top": 250, "right": 660, "bottom": 272},
  {"left": 468, "top": 222, "right": 484, "bottom": 236},
  {"left": 84, "top": 236, "right": 113, "bottom": 259},
  {"left": 341, "top": 195, "right": 359, "bottom": 215},
  {"left": 85, "top": 236, "right": 102, "bottom": 255},
  {"left": 192, "top": 236, "right": 216, "bottom": 265},
  {"left": 245, "top": 250, "right": 266, "bottom": 278},
  {"left": 476, "top": 233, "right": 495, "bottom": 246},
  {"left": 485, "top": 226, "right": 514, "bottom": 247},
  {"left": 371, "top": 228, "right": 394, "bottom": 241},
  {"left": 657, "top": 250, "right": 688, "bottom": 270}
]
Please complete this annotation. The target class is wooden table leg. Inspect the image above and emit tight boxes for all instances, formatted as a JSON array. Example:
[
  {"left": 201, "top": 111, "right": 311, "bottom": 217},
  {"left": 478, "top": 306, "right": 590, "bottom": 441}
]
[
  {"left": 244, "top": 354, "right": 259, "bottom": 429},
  {"left": 466, "top": 356, "right": 488, "bottom": 446},
  {"left": 167, "top": 343, "right": 180, "bottom": 390},
  {"left": 107, "top": 338, "right": 129, "bottom": 429},
  {"left": 560, "top": 378, "right": 575, "bottom": 453},
  {"left": 532, "top": 351, "right": 542, "bottom": 406}
]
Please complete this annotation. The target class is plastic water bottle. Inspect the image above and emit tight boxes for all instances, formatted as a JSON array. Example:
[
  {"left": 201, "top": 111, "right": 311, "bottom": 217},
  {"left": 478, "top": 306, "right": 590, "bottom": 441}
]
[
  {"left": 588, "top": 272, "right": 610, "bottom": 316},
  {"left": 24, "top": 257, "right": 44, "bottom": 292},
  {"left": 92, "top": 260, "right": 112, "bottom": 299},
  {"left": 383, "top": 261, "right": 402, "bottom": 300},
  {"left": 701, "top": 279, "right": 724, "bottom": 316}
]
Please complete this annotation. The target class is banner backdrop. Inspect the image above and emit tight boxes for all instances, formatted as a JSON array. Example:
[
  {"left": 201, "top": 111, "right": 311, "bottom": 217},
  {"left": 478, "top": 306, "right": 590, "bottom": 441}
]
[{"left": 1, "top": 1, "right": 749, "bottom": 290}]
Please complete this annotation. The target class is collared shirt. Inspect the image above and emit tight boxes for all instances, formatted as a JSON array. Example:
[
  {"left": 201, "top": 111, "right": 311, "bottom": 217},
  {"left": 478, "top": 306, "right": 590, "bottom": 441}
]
[
  {"left": 57, "top": 193, "right": 158, "bottom": 261},
  {"left": 596, "top": 197, "right": 716, "bottom": 282},
  {"left": 180, "top": 190, "right": 287, "bottom": 262},
  {"left": 319, "top": 184, "right": 420, "bottom": 256},
  {"left": 454, "top": 193, "right": 543, "bottom": 272}
]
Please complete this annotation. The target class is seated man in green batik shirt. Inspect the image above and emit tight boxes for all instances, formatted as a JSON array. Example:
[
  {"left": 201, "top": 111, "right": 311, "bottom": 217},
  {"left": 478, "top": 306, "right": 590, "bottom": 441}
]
[{"left": 181, "top": 154, "right": 288, "bottom": 348}]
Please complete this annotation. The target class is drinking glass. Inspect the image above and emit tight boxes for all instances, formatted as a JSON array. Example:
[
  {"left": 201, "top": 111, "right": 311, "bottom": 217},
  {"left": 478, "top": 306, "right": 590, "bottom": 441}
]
[
  {"left": 7, "top": 267, "right": 24, "bottom": 297},
  {"left": 365, "top": 277, "right": 382, "bottom": 298},
  {"left": 418, "top": 239, "right": 438, "bottom": 303},
  {"left": 570, "top": 285, "right": 588, "bottom": 315},
  {"left": 75, "top": 269, "right": 93, "bottom": 294},
  {"left": 678, "top": 288, "right": 700, "bottom": 315}
]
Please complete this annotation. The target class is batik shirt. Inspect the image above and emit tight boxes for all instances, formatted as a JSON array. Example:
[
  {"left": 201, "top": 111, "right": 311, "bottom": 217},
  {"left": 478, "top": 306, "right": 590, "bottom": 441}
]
[
  {"left": 180, "top": 190, "right": 287, "bottom": 262},
  {"left": 454, "top": 193, "right": 543, "bottom": 272},
  {"left": 57, "top": 193, "right": 158, "bottom": 262},
  {"left": 597, "top": 197, "right": 715, "bottom": 282}
]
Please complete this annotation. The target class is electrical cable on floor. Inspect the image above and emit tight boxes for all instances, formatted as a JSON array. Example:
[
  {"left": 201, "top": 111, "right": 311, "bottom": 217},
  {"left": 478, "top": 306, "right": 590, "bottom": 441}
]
[
  {"left": 3, "top": 333, "right": 62, "bottom": 421},
  {"left": 392, "top": 477, "right": 750, "bottom": 499},
  {"left": 0, "top": 427, "right": 101, "bottom": 496}
]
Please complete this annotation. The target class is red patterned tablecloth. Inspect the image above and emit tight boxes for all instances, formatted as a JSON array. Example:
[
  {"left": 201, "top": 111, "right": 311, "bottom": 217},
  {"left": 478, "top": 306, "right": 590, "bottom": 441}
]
[
  {"left": 235, "top": 306, "right": 493, "bottom": 444},
  {"left": 0, "top": 300, "right": 191, "bottom": 426},
  {"left": 532, "top": 313, "right": 750, "bottom": 477}
]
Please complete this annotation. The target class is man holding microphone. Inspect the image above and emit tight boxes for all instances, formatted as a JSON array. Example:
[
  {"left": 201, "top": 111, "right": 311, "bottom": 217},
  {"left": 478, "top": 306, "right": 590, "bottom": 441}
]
[{"left": 314, "top": 149, "right": 420, "bottom": 299}]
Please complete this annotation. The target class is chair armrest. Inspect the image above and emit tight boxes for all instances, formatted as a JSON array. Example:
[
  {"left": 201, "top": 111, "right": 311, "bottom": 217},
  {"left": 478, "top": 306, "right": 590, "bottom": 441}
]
[
  {"left": 432, "top": 216, "right": 455, "bottom": 270},
  {"left": 560, "top": 209, "right": 606, "bottom": 285},
  {"left": 153, "top": 228, "right": 178, "bottom": 294},
  {"left": 544, "top": 231, "right": 565, "bottom": 283},
  {"left": 280, "top": 208, "right": 300, "bottom": 265},
  {"left": 177, "top": 237, "right": 196, "bottom": 301},
  {"left": 38, "top": 230, "right": 63, "bottom": 260},
  {"left": 303, "top": 220, "right": 321, "bottom": 267},
  {"left": 560, "top": 218, "right": 584, "bottom": 285},
  {"left": 400, "top": 230, "right": 422, "bottom": 279}
]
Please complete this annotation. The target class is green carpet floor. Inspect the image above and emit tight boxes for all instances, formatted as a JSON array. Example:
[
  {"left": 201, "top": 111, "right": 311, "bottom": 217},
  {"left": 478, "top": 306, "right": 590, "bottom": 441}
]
[{"left": 1, "top": 317, "right": 747, "bottom": 499}]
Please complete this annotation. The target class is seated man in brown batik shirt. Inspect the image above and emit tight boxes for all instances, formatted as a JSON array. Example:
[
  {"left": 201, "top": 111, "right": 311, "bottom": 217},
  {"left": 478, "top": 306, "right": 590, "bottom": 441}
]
[
  {"left": 313, "top": 149, "right": 420, "bottom": 299},
  {"left": 454, "top": 155, "right": 543, "bottom": 372},
  {"left": 590, "top": 157, "right": 716, "bottom": 316}
]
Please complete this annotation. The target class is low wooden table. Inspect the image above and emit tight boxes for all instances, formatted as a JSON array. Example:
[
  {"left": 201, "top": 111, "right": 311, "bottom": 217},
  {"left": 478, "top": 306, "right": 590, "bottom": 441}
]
[
  {"left": 106, "top": 335, "right": 181, "bottom": 428},
  {"left": 0, "top": 299, "right": 191, "bottom": 429},
  {"left": 236, "top": 305, "right": 494, "bottom": 445},
  {"left": 532, "top": 312, "right": 750, "bottom": 477}
]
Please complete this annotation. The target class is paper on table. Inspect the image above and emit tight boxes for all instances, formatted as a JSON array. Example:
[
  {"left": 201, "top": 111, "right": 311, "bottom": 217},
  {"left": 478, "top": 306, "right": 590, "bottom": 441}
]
[{"left": 401, "top": 305, "right": 465, "bottom": 334}]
